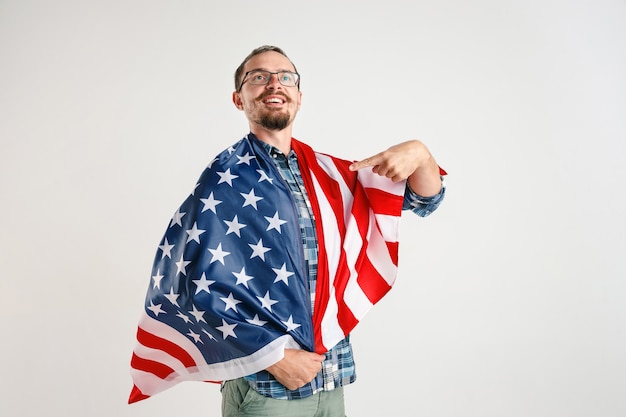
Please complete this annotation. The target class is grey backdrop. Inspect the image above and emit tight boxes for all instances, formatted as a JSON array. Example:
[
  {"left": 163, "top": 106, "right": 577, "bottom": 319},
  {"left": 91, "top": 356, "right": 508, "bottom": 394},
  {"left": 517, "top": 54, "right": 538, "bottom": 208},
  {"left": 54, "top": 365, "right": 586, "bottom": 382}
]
[{"left": 1, "top": 1, "right": 625, "bottom": 416}]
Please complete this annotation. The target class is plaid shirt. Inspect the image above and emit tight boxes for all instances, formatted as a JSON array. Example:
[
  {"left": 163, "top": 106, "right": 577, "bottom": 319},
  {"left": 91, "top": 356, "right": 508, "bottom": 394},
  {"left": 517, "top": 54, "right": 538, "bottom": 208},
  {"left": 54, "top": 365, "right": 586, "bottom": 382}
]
[{"left": 244, "top": 138, "right": 445, "bottom": 399}]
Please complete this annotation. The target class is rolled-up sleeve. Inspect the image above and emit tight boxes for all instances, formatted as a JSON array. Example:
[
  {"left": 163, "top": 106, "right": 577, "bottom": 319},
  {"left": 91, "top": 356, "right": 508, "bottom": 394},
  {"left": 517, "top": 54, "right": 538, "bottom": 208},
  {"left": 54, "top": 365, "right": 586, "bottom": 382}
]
[{"left": 402, "top": 177, "right": 446, "bottom": 217}]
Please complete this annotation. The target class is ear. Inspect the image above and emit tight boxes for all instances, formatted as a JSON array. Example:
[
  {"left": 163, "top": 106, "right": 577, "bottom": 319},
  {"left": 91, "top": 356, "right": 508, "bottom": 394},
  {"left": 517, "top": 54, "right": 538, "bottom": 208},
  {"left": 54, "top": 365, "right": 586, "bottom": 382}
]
[{"left": 232, "top": 91, "right": 244, "bottom": 110}]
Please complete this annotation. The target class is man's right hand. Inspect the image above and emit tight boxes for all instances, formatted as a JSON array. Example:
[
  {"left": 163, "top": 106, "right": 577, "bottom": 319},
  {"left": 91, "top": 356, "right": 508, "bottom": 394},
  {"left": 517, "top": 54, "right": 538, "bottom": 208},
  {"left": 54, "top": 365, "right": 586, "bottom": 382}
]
[{"left": 265, "top": 348, "right": 325, "bottom": 390}]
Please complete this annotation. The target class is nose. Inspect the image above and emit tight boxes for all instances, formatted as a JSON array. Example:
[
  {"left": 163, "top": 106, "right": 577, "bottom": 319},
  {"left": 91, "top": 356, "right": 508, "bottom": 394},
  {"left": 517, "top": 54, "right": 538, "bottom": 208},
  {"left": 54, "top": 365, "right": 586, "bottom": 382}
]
[{"left": 265, "top": 73, "right": 282, "bottom": 89}]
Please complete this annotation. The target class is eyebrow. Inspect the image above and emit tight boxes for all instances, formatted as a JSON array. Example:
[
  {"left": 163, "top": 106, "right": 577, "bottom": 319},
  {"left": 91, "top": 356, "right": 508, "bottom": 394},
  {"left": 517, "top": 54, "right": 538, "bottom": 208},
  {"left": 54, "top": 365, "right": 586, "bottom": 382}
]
[{"left": 247, "top": 68, "right": 296, "bottom": 73}]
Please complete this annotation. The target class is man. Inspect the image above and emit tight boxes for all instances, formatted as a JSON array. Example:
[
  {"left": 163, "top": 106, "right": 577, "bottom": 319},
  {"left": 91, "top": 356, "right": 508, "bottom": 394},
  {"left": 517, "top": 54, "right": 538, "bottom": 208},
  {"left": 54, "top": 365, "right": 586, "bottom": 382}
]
[{"left": 128, "top": 45, "right": 445, "bottom": 416}]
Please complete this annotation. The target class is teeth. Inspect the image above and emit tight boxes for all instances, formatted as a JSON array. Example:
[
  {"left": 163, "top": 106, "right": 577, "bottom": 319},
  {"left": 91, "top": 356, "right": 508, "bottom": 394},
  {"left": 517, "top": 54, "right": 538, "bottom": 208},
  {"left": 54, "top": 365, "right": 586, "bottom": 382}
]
[{"left": 265, "top": 98, "right": 283, "bottom": 103}]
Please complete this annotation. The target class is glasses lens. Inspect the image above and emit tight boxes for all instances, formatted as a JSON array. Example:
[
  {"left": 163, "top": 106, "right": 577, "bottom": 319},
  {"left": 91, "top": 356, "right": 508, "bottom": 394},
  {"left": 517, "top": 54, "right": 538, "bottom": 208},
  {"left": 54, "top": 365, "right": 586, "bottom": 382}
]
[
  {"left": 247, "top": 70, "right": 270, "bottom": 85},
  {"left": 278, "top": 72, "right": 298, "bottom": 86}
]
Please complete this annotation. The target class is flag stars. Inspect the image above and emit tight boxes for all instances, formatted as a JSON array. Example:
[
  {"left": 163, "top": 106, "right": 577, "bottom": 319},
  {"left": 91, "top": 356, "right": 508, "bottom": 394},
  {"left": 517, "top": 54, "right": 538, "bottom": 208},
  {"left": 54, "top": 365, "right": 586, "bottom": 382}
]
[
  {"left": 152, "top": 269, "right": 164, "bottom": 289},
  {"left": 282, "top": 315, "right": 302, "bottom": 332},
  {"left": 201, "top": 192, "right": 222, "bottom": 214},
  {"left": 208, "top": 243, "right": 230, "bottom": 265},
  {"left": 224, "top": 215, "right": 246, "bottom": 237},
  {"left": 147, "top": 300, "right": 165, "bottom": 317},
  {"left": 273, "top": 263, "right": 294, "bottom": 285},
  {"left": 257, "top": 291, "right": 278, "bottom": 312},
  {"left": 158, "top": 238, "right": 175, "bottom": 259},
  {"left": 176, "top": 311, "right": 192, "bottom": 324},
  {"left": 257, "top": 169, "right": 273, "bottom": 184},
  {"left": 169, "top": 209, "right": 186, "bottom": 228},
  {"left": 192, "top": 272, "right": 215, "bottom": 294},
  {"left": 217, "top": 168, "right": 238, "bottom": 186},
  {"left": 188, "top": 305, "right": 206, "bottom": 323},
  {"left": 186, "top": 222, "right": 206, "bottom": 244},
  {"left": 187, "top": 330, "right": 203, "bottom": 344},
  {"left": 249, "top": 239, "right": 271, "bottom": 261},
  {"left": 240, "top": 188, "right": 263, "bottom": 210},
  {"left": 165, "top": 287, "right": 180, "bottom": 307},
  {"left": 265, "top": 211, "right": 288, "bottom": 233},
  {"left": 220, "top": 293, "right": 243, "bottom": 313},
  {"left": 232, "top": 267, "right": 254, "bottom": 288},
  {"left": 236, "top": 152, "right": 255, "bottom": 165},
  {"left": 175, "top": 255, "right": 191, "bottom": 276},
  {"left": 246, "top": 314, "right": 268, "bottom": 327},
  {"left": 202, "top": 328, "right": 217, "bottom": 342},
  {"left": 216, "top": 319, "right": 237, "bottom": 339}
]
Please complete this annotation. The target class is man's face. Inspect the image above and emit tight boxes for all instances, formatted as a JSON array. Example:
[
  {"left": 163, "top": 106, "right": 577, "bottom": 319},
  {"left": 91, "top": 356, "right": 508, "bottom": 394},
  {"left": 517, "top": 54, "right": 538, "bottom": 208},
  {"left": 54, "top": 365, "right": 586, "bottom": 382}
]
[{"left": 233, "top": 51, "right": 302, "bottom": 132}]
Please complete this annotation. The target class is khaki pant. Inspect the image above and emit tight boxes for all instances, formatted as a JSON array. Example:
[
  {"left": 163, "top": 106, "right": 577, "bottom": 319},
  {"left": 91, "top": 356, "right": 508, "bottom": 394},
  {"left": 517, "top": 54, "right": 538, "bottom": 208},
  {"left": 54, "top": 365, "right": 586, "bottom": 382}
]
[{"left": 221, "top": 378, "right": 346, "bottom": 417}]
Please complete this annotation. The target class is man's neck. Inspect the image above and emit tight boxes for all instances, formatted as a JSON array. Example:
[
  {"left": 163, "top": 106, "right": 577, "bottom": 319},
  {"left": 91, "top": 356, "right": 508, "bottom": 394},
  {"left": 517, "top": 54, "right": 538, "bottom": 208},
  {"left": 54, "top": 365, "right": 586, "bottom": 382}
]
[{"left": 250, "top": 126, "right": 293, "bottom": 155}]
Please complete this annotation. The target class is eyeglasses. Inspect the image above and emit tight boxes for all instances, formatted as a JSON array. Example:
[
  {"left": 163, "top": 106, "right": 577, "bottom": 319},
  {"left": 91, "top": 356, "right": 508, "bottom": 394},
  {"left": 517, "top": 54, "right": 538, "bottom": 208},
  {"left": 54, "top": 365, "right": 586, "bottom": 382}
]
[{"left": 238, "top": 70, "right": 300, "bottom": 91}]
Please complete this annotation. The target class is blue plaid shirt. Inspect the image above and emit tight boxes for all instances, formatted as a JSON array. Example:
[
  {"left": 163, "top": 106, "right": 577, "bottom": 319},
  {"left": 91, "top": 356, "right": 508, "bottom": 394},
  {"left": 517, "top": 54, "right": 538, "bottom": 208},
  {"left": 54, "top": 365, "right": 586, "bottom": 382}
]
[{"left": 244, "top": 139, "right": 445, "bottom": 399}]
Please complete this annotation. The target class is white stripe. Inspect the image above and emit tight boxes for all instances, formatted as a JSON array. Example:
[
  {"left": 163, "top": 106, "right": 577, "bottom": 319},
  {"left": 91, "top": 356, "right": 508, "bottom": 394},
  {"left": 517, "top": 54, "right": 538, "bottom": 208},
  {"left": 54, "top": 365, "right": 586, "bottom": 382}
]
[
  {"left": 132, "top": 312, "right": 297, "bottom": 397},
  {"left": 365, "top": 213, "right": 398, "bottom": 286},
  {"left": 357, "top": 170, "right": 405, "bottom": 197},
  {"left": 375, "top": 212, "right": 401, "bottom": 242}
]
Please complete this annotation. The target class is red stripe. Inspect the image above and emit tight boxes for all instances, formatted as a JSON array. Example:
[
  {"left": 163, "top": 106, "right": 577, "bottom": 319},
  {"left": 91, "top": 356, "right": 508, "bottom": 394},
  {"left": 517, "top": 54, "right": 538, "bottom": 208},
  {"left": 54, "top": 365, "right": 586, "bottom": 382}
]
[
  {"left": 130, "top": 352, "right": 175, "bottom": 379},
  {"left": 355, "top": 255, "right": 393, "bottom": 303},
  {"left": 128, "top": 384, "right": 150, "bottom": 404},
  {"left": 136, "top": 326, "right": 197, "bottom": 368},
  {"left": 363, "top": 187, "right": 404, "bottom": 216}
]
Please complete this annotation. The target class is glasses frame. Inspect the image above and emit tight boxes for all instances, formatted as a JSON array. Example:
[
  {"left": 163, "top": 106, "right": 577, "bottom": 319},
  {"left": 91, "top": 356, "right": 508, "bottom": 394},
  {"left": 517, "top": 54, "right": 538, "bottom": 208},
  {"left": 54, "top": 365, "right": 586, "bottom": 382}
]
[{"left": 238, "top": 69, "right": 300, "bottom": 92}]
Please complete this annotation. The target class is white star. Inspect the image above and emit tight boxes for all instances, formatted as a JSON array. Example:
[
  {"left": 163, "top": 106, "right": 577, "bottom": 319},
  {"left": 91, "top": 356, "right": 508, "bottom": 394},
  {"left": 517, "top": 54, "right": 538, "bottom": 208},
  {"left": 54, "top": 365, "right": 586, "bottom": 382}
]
[
  {"left": 265, "top": 211, "right": 288, "bottom": 233},
  {"left": 246, "top": 314, "right": 268, "bottom": 327},
  {"left": 257, "top": 169, "right": 273, "bottom": 184},
  {"left": 158, "top": 238, "right": 175, "bottom": 259},
  {"left": 282, "top": 315, "right": 302, "bottom": 332},
  {"left": 151, "top": 269, "right": 164, "bottom": 289},
  {"left": 176, "top": 311, "right": 192, "bottom": 324},
  {"left": 169, "top": 208, "right": 186, "bottom": 228},
  {"left": 240, "top": 188, "right": 263, "bottom": 209},
  {"left": 208, "top": 243, "right": 230, "bottom": 265},
  {"left": 236, "top": 152, "right": 255, "bottom": 165},
  {"left": 175, "top": 254, "right": 191, "bottom": 276},
  {"left": 147, "top": 300, "right": 165, "bottom": 316},
  {"left": 187, "top": 330, "right": 203, "bottom": 343},
  {"left": 216, "top": 319, "right": 237, "bottom": 339},
  {"left": 186, "top": 222, "right": 206, "bottom": 244},
  {"left": 273, "top": 263, "right": 294, "bottom": 285},
  {"left": 224, "top": 215, "right": 246, "bottom": 237},
  {"left": 165, "top": 287, "right": 180, "bottom": 307},
  {"left": 257, "top": 291, "right": 278, "bottom": 312},
  {"left": 249, "top": 239, "right": 271, "bottom": 261},
  {"left": 217, "top": 168, "right": 238, "bottom": 186},
  {"left": 207, "top": 158, "right": 217, "bottom": 169},
  {"left": 200, "top": 192, "right": 222, "bottom": 214},
  {"left": 192, "top": 272, "right": 215, "bottom": 294},
  {"left": 201, "top": 328, "right": 217, "bottom": 342},
  {"left": 188, "top": 305, "right": 206, "bottom": 323},
  {"left": 232, "top": 267, "right": 254, "bottom": 288},
  {"left": 220, "top": 293, "right": 243, "bottom": 313},
  {"left": 227, "top": 146, "right": 236, "bottom": 155}
]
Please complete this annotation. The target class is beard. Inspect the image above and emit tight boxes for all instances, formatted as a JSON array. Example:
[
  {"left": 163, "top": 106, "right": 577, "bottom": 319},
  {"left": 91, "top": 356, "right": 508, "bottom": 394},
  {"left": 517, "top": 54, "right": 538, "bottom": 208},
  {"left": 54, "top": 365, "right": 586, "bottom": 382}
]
[{"left": 258, "top": 110, "right": 291, "bottom": 131}]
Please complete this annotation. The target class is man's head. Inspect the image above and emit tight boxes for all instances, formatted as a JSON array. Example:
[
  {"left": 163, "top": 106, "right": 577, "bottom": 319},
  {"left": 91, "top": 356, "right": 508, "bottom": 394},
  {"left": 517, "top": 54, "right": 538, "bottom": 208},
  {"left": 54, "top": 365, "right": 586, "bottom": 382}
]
[{"left": 232, "top": 46, "right": 302, "bottom": 132}]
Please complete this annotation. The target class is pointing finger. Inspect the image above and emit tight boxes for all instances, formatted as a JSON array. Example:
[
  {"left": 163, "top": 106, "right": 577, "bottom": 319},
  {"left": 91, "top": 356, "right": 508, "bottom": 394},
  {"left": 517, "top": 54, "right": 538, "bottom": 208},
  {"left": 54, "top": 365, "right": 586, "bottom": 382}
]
[{"left": 349, "top": 154, "right": 381, "bottom": 171}]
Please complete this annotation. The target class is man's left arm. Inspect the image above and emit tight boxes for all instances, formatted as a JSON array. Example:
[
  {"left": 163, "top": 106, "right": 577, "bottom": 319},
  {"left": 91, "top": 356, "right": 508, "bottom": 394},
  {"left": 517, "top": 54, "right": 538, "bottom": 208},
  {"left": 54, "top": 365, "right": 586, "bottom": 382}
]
[{"left": 349, "top": 139, "right": 444, "bottom": 193}]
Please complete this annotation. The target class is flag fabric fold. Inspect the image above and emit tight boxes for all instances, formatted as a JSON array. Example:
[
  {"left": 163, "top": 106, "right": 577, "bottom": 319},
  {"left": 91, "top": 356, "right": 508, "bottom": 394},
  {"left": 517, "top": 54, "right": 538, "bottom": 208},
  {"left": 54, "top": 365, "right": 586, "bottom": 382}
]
[{"left": 129, "top": 135, "right": 405, "bottom": 403}]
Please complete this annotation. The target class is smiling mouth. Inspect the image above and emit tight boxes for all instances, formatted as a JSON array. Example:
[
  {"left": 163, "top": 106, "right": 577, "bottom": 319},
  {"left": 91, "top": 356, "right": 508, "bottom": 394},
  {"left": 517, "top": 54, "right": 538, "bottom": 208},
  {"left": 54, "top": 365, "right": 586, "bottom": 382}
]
[{"left": 264, "top": 97, "right": 284, "bottom": 104}]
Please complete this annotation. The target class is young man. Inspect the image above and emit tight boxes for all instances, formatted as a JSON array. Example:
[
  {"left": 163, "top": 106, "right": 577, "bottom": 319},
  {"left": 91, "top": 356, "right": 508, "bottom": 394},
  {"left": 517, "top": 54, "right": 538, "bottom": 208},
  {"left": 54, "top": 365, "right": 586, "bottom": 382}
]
[{"left": 129, "top": 45, "right": 445, "bottom": 417}]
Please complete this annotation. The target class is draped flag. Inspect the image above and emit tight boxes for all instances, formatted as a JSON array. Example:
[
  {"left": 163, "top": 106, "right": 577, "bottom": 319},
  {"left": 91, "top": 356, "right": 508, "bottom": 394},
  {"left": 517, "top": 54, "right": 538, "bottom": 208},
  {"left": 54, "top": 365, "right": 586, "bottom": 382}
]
[{"left": 128, "top": 135, "right": 407, "bottom": 404}]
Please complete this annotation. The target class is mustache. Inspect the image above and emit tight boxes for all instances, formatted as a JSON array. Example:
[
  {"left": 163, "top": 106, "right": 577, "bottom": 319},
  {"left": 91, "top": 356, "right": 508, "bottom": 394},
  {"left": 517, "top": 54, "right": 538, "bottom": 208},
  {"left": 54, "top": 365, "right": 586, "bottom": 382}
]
[{"left": 256, "top": 92, "right": 291, "bottom": 103}]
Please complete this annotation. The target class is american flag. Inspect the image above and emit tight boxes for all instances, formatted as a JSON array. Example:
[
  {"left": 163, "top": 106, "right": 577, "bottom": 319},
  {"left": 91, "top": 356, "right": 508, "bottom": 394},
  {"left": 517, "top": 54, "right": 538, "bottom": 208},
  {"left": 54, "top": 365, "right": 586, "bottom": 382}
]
[{"left": 128, "top": 135, "right": 406, "bottom": 404}]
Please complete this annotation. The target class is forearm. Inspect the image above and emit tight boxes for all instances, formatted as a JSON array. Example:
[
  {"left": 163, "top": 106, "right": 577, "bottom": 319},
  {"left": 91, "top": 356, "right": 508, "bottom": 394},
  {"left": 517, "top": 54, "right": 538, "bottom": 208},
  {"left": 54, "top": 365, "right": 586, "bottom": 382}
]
[{"left": 407, "top": 154, "right": 443, "bottom": 197}]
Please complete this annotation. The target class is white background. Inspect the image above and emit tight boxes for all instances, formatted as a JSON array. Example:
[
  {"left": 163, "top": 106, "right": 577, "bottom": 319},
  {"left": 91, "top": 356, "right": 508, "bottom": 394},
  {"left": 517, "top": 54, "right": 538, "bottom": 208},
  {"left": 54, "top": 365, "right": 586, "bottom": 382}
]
[{"left": 1, "top": 1, "right": 625, "bottom": 416}]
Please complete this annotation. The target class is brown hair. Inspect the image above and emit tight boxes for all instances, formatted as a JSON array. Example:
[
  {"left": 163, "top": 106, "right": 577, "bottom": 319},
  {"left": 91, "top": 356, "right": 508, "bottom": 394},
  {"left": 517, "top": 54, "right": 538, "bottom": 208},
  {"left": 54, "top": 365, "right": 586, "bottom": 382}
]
[{"left": 234, "top": 45, "right": 298, "bottom": 91}]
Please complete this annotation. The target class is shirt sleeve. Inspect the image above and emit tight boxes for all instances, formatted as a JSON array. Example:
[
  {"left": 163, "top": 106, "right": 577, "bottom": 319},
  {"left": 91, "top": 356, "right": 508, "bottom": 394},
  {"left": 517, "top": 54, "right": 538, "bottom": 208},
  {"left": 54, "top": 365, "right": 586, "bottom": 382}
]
[{"left": 402, "top": 177, "right": 446, "bottom": 217}]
